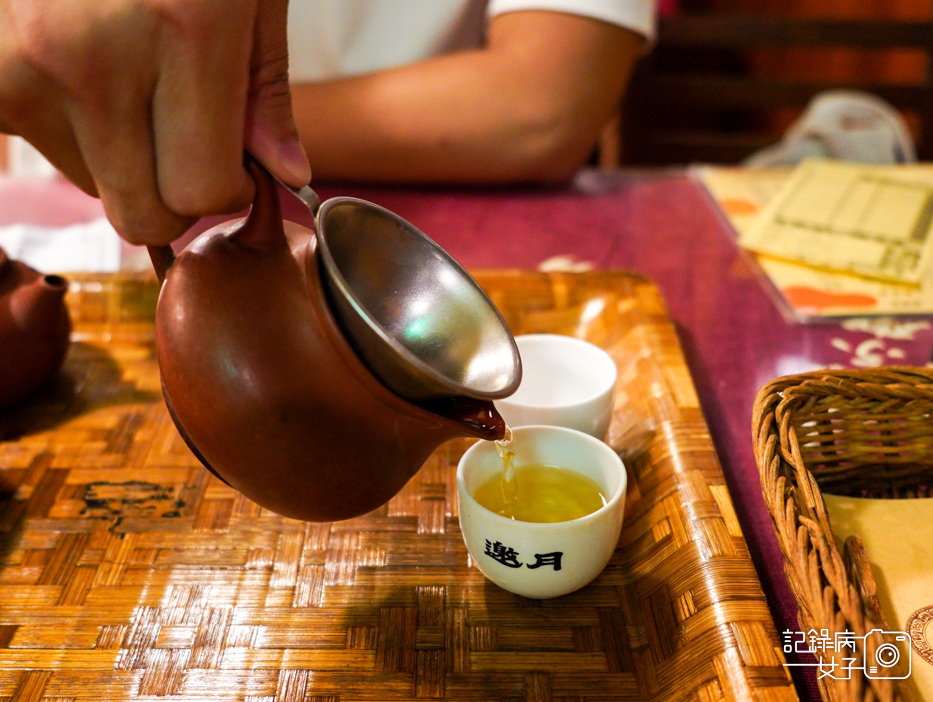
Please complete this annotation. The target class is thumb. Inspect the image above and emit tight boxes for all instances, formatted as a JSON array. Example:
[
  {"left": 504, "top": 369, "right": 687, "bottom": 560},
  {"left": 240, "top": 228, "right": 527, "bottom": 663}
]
[{"left": 244, "top": 0, "right": 311, "bottom": 187}]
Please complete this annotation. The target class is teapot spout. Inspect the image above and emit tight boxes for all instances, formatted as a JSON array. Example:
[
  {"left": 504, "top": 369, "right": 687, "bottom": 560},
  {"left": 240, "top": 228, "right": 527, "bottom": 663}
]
[
  {"left": 11, "top": 274, "right": 69, "bottom": 337},
  {"left": 423, "top": 396, "right": 507, "bottom": 441}
]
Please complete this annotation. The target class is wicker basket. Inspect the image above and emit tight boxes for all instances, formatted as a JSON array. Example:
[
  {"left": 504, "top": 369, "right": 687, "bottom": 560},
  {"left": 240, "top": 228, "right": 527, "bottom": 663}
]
[{"left": 753, "top": 366, "right": 933, "bottom": 702}]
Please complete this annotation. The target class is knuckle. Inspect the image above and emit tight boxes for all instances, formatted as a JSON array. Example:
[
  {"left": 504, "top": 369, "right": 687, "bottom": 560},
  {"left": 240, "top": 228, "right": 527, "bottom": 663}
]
[
  {"left": 247, "top": 57, "right": 296, "bottom": 131},
  {"left": 96, "top": 176, "right": 181, "bottom": 244},
  {"left": 5, "top": 2, "right": 144, "bottom": 98},
  {"left": 249, "top": 54, "right": 291, "bottom": 100},
  {"left": 0, "top": 54, "right": 52, "bottom": 133},
  {"left": 7, "top": 4, "right": 58, "bottom": 64},
  {"left": 106, "top": 203, "right": 189, "bottom": 246},
  {"left": 6, "top": 3, "right": 90, "bottom": 92},
  {"left": 160, "top": 172, "right": 252, "bottom": 219},
  {"left": 149, "top": 0, "right": 247, "bottom": 44}
]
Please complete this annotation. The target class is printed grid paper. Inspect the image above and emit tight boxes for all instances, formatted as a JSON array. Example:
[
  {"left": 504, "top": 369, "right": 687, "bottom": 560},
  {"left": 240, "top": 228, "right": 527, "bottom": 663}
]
[{"left": 740, "top": 159, "right": 933, "bottom": 285}]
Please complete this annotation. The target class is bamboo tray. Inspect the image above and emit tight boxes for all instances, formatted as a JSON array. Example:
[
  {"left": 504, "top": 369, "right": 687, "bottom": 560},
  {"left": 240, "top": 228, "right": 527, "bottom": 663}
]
[{"left": 0, "top": 269, "right": 795, "bottom": 701}]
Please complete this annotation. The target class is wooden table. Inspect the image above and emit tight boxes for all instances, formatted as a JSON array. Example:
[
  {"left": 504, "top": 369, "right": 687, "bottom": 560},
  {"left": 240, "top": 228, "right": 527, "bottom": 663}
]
[{"left": 3, "top": 170, "right": 932, "bottom": 700}]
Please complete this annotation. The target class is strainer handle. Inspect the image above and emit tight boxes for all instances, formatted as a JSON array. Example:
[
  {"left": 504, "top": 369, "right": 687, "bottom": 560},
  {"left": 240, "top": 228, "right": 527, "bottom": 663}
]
[{"left": 281, "top": 183, "right": 321, "bottom": 216}]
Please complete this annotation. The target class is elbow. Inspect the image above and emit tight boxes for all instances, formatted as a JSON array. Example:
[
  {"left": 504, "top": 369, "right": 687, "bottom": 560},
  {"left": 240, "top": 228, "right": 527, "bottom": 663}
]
[
  {"left": 517, "top": 144, "right": 591, "bottom": 184},
  {"left": 499, "top": 106, "right": 605, "bottom": 184}
]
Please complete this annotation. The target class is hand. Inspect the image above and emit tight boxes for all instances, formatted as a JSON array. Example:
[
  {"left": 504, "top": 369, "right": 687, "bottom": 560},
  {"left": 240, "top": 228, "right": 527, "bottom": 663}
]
[{"left": 0, "top": 0, "right": 311, "bottom": 245}]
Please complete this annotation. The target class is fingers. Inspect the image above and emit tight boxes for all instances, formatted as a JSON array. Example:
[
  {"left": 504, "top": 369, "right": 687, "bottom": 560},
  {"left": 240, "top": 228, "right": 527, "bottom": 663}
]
[
  {"left": 244, "top": 0, "right": 311, "bottom": 188},
  {"left": 0, "top": 15, "right": 97, "bottom": 195},
  {"left": 2, "top": 1, "right": 194, "bottom": 244},
  {"left": 72, "top": 90, "right": 195, "bottom": 245},
  {"left": 0, "top": 0, "right": 306, "bottom": 246},
  {"left": 62, "top": 8, "right": 194, "bottom": 245},
  {"left": 151, "top": 1, "right": 256, "bottom": 219},
  {"left": 17, "top": 113, "right": 99, "bottom": 198},
  {"left": 0, "top": 62, "right": 98, "bottom": 196}
]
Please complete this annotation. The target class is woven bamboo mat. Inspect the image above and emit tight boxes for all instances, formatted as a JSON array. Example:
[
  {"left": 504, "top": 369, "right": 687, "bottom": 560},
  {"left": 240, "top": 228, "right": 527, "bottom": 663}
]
[{"left": 0, "top": 269, "right": 795, "bottom": 702}]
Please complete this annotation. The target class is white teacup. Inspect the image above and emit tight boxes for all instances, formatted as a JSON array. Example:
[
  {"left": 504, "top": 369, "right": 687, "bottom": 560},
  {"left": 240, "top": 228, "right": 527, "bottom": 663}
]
[
  {"left": 457, "top": 425, "right": 627, "bottom": 599},
  {"left": 495, "top": 334, "right": 617, "bottom": 439}
]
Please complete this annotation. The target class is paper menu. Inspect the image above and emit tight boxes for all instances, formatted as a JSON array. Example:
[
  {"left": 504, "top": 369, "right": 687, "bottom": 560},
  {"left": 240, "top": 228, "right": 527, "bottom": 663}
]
[
  {"left": 740, "top": 159, "right": 933, "bottom": 285},
  {"left": 824, "top": 494, "right": 933, "bottom": 700},
  {"left": 694, "top": 163, "right": 933, "bottom": 321}
]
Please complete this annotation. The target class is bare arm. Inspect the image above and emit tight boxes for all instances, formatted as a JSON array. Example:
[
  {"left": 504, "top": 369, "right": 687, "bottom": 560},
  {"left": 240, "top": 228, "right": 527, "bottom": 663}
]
[{"left": 291, "top": 10, "right": 644, "bottom": 185}]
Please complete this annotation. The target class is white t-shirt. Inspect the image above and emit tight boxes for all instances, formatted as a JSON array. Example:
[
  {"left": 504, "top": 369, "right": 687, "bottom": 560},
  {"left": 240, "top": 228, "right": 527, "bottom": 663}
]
[{"left": 288, "top": 0, "right": 656, "bottom": 82}]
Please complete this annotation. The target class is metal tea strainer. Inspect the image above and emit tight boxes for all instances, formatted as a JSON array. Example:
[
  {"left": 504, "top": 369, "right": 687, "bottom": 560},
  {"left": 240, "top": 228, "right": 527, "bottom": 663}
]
[{"left": 286, "top": 182, "right": 521, "bottom": 404}]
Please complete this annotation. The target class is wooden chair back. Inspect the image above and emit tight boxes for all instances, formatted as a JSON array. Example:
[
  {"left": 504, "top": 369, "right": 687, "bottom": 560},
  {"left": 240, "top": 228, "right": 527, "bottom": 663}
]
[{"left": 619, "top": 16, "right": 933, "bottom": 165}]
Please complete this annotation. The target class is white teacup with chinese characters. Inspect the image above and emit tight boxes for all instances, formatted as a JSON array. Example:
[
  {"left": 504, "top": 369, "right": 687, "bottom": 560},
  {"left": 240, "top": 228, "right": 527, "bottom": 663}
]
[
  {"left": 493, "top": 334, "right": 617, "bottom": 440},
  {"left": 457, "top": 425, "right": 626, "bottom": 599}
]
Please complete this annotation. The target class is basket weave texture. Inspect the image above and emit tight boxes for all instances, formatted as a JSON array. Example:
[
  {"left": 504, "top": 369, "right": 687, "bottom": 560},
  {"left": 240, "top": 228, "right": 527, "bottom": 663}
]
[
  {"left": 0, "top": 270, "right": 797, "bottom": 701},
  {"left": 752, "top": 366, "right": 933, "bottom": 702}
]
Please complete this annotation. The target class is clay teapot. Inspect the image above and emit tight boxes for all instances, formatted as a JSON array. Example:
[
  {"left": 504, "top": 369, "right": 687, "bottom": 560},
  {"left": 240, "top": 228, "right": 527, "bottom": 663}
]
[
  {"left": 153, "top": 159, "right": 509, "bottom": 522},
  {"left": 0, "top": 247, "right": 71, "bottom": 410}
]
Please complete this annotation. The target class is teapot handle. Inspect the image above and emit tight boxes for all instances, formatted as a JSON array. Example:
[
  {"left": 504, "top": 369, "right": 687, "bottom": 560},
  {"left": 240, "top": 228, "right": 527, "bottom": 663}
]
[
  {"left": 145, "top": 153, "right": 320, "bottom": 285},
  {"left": 282, "top": 183, "right": 321, "bottom": 216}
]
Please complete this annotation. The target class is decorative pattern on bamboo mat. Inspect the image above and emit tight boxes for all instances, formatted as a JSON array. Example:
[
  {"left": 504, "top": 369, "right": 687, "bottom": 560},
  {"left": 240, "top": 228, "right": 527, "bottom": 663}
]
[{"left": 0, "top": 270, "right": 795, "bottom": 702}]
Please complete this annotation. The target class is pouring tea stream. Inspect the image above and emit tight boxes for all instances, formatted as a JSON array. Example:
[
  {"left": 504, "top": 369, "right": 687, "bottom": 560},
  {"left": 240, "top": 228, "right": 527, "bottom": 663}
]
[{"left": 147, "top": 157, "right": 520, "bottom": 522}]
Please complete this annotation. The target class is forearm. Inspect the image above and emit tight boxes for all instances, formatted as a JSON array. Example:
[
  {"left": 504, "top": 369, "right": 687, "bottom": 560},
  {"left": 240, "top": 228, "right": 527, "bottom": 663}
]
[{"left": 291, "top": 11, "right": 643, "bottom": 185}]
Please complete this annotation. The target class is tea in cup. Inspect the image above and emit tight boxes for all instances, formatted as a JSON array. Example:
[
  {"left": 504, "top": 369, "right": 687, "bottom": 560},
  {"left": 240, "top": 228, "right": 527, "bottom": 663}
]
[
  {"left": 494, "top": 334, "right": 617, "bottom": 439},
  {"left": 457, "top": 425, "right": 626, "bottom": 599}
]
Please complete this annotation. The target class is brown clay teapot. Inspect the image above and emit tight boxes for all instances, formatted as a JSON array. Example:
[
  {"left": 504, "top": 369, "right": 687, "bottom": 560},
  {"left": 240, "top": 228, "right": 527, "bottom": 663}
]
[
  {"left": 153, "top": 159, "right": 510, "bottom": 522},
  {"left": 0, "top": 247, "right": 71, "bottom": 410}
]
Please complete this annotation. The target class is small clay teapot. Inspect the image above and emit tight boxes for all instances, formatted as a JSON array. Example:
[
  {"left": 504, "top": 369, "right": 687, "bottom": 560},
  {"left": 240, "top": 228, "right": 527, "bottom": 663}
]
[
  {"left": 0, "top": 248, "right": 71, "bottom": 410},
  {"left": 153, "top": 159, "right": 507, "bottom": 522}
]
